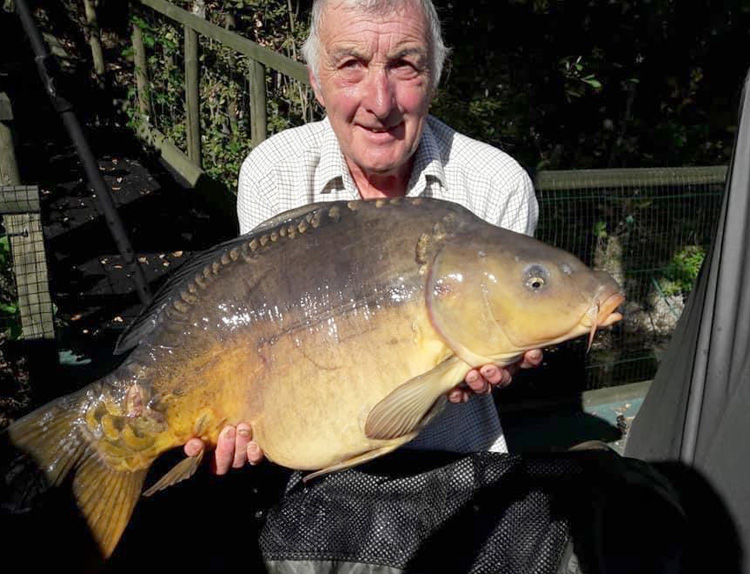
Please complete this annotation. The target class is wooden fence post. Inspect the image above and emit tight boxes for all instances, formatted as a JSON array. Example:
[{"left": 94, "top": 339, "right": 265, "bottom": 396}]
[
  {"left": 184, "top": 1, "right": 204, "bottom": 165},
  {"left": 82, "top": 0, "right": 105, "bottom": 78},
  {"left": 184, "top": 26, "right": 201, "bottom": 164},
  {"left": 132, "top": 19, "right": 151, "bottom": 120},
  {"left": 224, "top": 13, "right": 240, "bottom": 138},
  {"left": 250, "top": 59, "right": 267, "bottom": 146},
  {"left": 0, "top": 92, "right": 21, "bottom": 187}
]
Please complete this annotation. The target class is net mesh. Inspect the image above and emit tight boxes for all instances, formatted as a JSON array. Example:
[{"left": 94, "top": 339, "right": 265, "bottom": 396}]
[
  {"left": 261, "top": 453, "right": 577, "bottom": 574},
  {"left": 260, "top": 451, "right": 689, "bottom": 574},
  {"left": 0, "top": 185, "right": 55, "bottom": 341}
]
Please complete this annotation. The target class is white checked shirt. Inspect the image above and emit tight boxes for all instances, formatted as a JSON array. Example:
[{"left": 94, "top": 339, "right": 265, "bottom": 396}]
[{"left": 237, "top": 115, "right": 538, "bottom": 454}]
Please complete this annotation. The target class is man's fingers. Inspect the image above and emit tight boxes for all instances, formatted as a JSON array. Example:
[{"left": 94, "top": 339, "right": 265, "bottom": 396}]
[
  {"left": 184, "top": 438, "right": 204, "bottom": 458},
  {"left": 214, "top": 426, "right": 236, "bottom": 476},
  {"left": 444, "top": 351, "right": 544, "bottom": 405},
  {"left": 520, "top": 349, "right": 543, "bottom": 369},
  {"left": 495, "top": 367, "right": 513, "bottom": 388},
  {"left": 247, "top": 442, "right": 264, "bottom": 465},
  {"left": 479, "top": 364, "right": 503, "bottom": 385},
  {"left": 233, "top": 424, "right": 253, "bottom": 468},
  {"left": 465, "top": 369, "right": 489, "bottom": 394},
  {"left": 448, "top": 387, "right": 465, "bottom": 403},
  {"left": 186, "top": 424, "right": 261, "bottom": 475}
]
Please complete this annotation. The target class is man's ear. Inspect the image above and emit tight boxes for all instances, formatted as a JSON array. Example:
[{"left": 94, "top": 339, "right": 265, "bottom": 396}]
[{"left": 308, "top": 67, "right": 326, "bottom": 108}]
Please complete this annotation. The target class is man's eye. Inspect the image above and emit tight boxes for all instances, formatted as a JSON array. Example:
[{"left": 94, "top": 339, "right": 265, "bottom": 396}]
[
  {"left": 392, "top": 61, "right": 420, "bottom": 77},
  {"left": 336, "top": 59, "right": 365, "bottom": 80}
]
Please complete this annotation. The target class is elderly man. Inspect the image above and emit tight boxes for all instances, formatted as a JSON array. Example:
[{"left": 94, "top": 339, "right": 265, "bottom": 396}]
[{"left": 185, "top": 0, "right": 542, "bottom": 472}]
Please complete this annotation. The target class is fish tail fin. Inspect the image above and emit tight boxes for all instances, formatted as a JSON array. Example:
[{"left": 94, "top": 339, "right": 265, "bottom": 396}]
[{"left": 4, "top": 390, "right": 148, "bottom": 558}]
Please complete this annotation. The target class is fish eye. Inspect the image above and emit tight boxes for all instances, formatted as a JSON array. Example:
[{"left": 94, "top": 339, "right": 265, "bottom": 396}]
[
  {"left": 524, "top": 265, "right": 549, "bottom": 292},
  {"left": 526, "top": 276, "right": 545, "bottom": 290}
]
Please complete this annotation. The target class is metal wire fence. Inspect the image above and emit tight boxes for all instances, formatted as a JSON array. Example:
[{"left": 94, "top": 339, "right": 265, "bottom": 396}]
[
  {"left": 535, "top": 167, "right": 726, "bottom": 388},
  {"left": 0, "top": 185, "right": 55, "bottom": 341}
]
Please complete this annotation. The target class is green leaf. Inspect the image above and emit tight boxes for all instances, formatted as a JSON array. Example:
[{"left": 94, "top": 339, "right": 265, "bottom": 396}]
[
  {"left": 593, "top": 221, "right": 608, "bottom": 239},
  {"left": 582, "top": 75, "right": 602, "bottom": 89}
]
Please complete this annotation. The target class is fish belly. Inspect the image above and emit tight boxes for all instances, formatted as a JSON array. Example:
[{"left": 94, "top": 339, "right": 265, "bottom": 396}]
[{"left": 249, "top": 304, "right": 447, "bottom": 470}]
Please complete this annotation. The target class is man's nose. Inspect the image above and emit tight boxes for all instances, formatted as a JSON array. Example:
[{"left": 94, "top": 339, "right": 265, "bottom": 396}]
[{"left": 363, "top": 68, "right": 395, "bottom": 120}]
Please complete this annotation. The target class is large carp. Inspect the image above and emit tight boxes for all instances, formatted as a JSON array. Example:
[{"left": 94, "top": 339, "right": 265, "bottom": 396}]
[{"left": 4, "top": 198, "right": 623, "bottom": 557}]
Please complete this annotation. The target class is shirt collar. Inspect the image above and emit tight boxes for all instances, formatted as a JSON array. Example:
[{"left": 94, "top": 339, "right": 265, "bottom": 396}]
[
  {"left": 406, "top": 118, "right": 446, "bottom": 197},
  {"left": 314, "top": 117, "right": 353, "bottom": 197},
  {"left": 313, "top": 115, "right": 447, "bottom": 198}
]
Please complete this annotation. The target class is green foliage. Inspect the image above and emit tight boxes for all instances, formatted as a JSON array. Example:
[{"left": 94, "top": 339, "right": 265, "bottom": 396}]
[
  {"left": 559, "top": 55, "right": 603, "bottom": 101},
  {"left": 431, "top": 90, "right": 508, "bottom": 144},
  {"left": 433, "top": 0, "right": 748, "bottom": 169},
  {"left": 0, "top": 236, "right": 21, "bottom": 341},
  {"left": 593, "top": 220, "right": 608, "bottom": 239},
  {"left": 658, "top": 245, "right": 706, "bottom": 297},
  {"left": 121, "top": 0, "right": 320, "bottom": 192},
  {"left": 111, "top": 0, "right": 750, "bottom": 183}
]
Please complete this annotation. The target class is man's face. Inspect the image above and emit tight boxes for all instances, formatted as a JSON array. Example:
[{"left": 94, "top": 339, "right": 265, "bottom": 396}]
[{"left": 311, "top": 0, "right": 433, "bottom": 180}]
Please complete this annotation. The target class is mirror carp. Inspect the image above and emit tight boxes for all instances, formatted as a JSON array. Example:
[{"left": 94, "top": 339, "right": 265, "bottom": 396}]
[{"left": 4, "top": 197, "right": 623, "bottom": 557}]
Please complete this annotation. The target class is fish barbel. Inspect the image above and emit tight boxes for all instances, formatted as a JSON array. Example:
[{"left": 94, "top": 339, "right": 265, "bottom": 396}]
[{"left": 3, "top": 198, "right": 623, "bottom": 557}]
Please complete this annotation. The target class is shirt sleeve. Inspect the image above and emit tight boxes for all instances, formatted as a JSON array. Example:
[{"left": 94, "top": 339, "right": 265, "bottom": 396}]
[
  {"left": 494, "top": 167, "right": 539, "bottom": 237},
  {"left": 236, "top": 154, "right": 278, "bottom": 235}
]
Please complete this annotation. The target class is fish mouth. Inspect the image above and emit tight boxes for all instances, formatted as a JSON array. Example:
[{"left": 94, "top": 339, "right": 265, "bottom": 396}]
[{"left": 582, "top": 291, "right": 625, "bottom": 351}]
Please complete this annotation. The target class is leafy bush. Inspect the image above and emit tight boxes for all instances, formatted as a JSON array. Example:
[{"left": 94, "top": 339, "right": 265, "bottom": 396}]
[
  {"left": 124, "top": 0, "right": 320, "bottom": 192},
  {"left": 658, "top": 245, "right": 706, "bottom": 297},
  {"left": 0, "top": 236, "right": 21, "bottom": 341}
]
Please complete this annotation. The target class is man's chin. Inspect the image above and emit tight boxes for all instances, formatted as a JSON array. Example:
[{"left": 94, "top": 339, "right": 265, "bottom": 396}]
[{"left": 356, "top": 152, "right": 412, "bottom": 175}]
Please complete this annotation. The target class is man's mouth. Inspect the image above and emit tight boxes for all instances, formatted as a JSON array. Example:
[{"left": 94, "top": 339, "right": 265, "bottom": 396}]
[{"left": 359, "top": 123, "right": 403, "bottom": 137}]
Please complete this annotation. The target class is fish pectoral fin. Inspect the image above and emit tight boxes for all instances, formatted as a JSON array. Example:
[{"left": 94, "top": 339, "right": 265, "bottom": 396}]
[
  {"left": 303, "top": 432, "right": 419, "bottom": 483},
  {"left": 365, "top": 356, "right": 467, "bottom": 440},
  {"left": 142, "top": 449, "right": 204, "bottom": 497}
]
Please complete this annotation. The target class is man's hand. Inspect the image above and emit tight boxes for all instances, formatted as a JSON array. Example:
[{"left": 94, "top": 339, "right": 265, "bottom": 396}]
[
  {"left": 447, "top": 349, "right": 543, "bottom": 403},
  {"left": 183, "top": 422, "right": 264, "bottom": 476}
]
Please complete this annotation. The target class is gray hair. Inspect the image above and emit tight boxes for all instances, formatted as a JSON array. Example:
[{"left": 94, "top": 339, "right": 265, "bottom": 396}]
[{"left": 301, "top": 0, "right": 449, "bottom": 91}]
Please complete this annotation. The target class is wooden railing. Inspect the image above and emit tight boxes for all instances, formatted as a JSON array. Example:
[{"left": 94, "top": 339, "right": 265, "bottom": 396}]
[{"left": 133, "top": 0, "right": 309, "bottom": 184}]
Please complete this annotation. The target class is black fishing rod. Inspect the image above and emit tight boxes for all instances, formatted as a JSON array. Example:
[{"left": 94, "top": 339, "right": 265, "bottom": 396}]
[{"left": 14, "top": 0, "right": 152, "bottom": 306}]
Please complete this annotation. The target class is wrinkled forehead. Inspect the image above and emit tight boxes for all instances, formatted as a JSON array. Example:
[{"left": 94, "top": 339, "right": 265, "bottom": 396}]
[
  {"left": 319, "top": 0, "right": 430, "bottom": 39},
  {"left": 322, "top": 0, "right": 426, "bottom": 17}
]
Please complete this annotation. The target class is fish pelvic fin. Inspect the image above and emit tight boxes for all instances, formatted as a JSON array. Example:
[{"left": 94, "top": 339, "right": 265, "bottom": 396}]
[
  {"left": 5, "top": 390, "right": 148, "bottom": 558},
  {"left": 365, "top": 356, "right": 468, "bottom": 441},
  {"left": 143, "top": 449, "right": 204, "bottom": 497}
]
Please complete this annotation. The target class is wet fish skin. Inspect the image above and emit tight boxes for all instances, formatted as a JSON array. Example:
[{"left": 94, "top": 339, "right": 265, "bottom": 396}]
[{"left": 3, "top": 197, "right": 623, "bottom": 557}]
